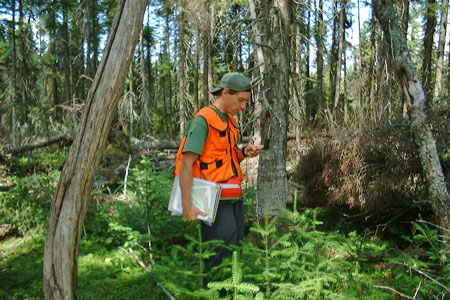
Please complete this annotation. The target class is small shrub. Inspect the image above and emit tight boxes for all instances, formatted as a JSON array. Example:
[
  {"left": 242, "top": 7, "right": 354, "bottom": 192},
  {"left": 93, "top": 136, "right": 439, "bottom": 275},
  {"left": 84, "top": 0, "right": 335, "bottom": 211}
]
[{"left": 0, "top": 170, "right": 59, "bottom": 232}]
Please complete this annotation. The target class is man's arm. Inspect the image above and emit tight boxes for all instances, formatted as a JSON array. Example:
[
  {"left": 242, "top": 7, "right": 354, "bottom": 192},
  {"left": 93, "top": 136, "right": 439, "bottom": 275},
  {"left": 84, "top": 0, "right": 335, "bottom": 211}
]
[
  {"left": 179, "top": 151, "right": 208, "bottom": 221},
  {"left": 238, "top": 144, "right": 265, "bottom": 162}
]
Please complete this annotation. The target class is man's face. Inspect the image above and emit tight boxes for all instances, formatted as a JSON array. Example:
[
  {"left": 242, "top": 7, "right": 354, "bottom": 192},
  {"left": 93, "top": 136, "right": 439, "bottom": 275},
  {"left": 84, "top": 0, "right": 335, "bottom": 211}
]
[{"left": 223, "top": 89, "right": 251, "bottom": 116}]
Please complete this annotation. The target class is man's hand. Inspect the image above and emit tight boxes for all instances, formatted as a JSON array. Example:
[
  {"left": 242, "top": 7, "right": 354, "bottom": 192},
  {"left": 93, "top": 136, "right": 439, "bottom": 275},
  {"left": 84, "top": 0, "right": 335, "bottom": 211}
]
[
  {"left": 244, "top": 144, "right": 265, "bottom": 157},
  {"left": 183, "top": 205, "right": 208, "bottom": 221},
  {"left": 180, "top": 151, "right": 207, "bottom": 222}
]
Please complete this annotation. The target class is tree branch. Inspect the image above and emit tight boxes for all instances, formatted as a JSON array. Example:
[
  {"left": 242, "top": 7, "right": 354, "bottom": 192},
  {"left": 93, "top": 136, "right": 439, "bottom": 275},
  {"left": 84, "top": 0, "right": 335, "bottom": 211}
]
[
  {"left": 373, "top": 285, "right": 415, "bottom": 299},
  {"left": 119, "top": 247, "right": 176, "bottom": 300}
]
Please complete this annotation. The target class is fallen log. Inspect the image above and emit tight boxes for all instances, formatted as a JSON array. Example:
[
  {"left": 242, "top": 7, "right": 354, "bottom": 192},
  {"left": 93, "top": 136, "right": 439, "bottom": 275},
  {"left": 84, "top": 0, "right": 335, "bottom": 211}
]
[
  {"left": 131, "top": 138, "right": 180, "bottom": 154},
  {"left": 3, "top": 134, "right": 180, "bottom": 157},
  {"left": 4, "top": 132, "right": 75, "bottom": 155},
  {"left": 0, "top": 185, "right": 14, "bottom": 192},
  {"left": 95, "top": 140, "right": 178, "bottom": 187}
]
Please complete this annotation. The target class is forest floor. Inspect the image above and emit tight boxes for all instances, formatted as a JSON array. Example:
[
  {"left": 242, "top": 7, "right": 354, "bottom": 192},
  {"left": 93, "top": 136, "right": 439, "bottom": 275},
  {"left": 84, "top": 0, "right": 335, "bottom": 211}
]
[{"left": 0, "top": 148, "right": 449, "bottom": 299}]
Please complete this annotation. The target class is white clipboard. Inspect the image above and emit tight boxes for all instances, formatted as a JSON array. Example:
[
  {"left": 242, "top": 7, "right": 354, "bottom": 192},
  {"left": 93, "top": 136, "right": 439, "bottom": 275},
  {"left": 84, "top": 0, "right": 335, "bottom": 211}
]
[{"left": 168, "top": 176, "right": 222, "bottom": 226}]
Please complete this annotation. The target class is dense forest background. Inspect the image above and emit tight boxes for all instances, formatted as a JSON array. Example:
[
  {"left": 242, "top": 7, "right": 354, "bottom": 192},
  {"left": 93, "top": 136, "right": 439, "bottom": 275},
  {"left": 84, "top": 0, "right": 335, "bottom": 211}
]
[
  {"left": 0, "top": 0, "right": 447, "bottom": 143},
  {"left": 0, "top": 0, "right": 449, "bottom": 299}
]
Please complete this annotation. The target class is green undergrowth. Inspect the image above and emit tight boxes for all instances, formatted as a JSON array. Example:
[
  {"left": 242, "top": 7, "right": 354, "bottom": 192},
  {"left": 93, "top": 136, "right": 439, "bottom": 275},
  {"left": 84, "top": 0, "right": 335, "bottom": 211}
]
[{"left": 0, "top": 152, "right": 449, "bottom": 299}]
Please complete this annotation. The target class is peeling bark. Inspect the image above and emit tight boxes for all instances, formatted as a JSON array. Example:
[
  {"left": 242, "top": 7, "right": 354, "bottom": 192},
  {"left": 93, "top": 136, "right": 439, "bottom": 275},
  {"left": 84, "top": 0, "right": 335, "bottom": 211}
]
[{"left": 43, "top": 1, "right": 147, "bottom": 299}]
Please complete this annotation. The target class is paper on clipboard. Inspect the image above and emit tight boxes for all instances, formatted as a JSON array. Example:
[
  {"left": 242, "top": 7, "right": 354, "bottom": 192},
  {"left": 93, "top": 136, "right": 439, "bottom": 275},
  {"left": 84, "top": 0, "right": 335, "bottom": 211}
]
[{"left": 168, "top": 175, "right": 222, "bottom": 226}]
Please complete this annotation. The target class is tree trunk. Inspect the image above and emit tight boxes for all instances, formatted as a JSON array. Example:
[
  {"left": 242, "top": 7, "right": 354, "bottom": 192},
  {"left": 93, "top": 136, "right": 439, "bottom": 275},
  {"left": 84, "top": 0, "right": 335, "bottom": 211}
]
[
  {"left": 368, "top": 10, "right": 376, "bottom": 120},
  {"left": 333, "top": 0, "right": 346, "bottom": 115},
  {"left": 72, "top": 0, "right": 85, "bottom": 112},
  {"left": 448, "top": 29, "right": 450, "bottom": 98},
  {"left": 422, "top": 0, "right": 436, "bottom": 104},
  {"left": 400, "top": 0, "right": 409, "bottom": 38},
  {"left": 62, "top": 6, "right": 72, "bottom": 116},
  {"left": 303, "top": 5, "right": 314, "bottom": 124},
  {"left": 256, "top": 0, "right": 291, "bottom": 216},
  {"left": 207, "top": 4, "right": 215, "bottom": 100},
  {"left": 373, "top": 0, "right": 450, "bottom": 233},
  {"left": 292, "top": 2, "right": 304, "bottom": 155},
  {"left": 85, "top": 0, "right": 93, "bottom": 89},
  {"left": 18, "top": 0, "right": 28, "bottom": 126},
  {"left": 43, "top": 1, "right": 147, "bottom": 299},
  {"left": 178, "top": 0, "right": 187, "bottom": 139},
  {"left": 194, "top": 22, "right": 200, "bottom": 112},
  {"left": 202, "top": 0, "right": 211, "bottom": 107},
  {"left": 10, "top": 0, "right": 17, "bottom": 145},
  {"left": 357, "top": 0, "right": 364, "bottom": 119},
  {"left": 145, "top": 10, "right": 155, "bottom": 112},
  {"left": 230, "top": 4, "right": 239, "bottom": 72},
  {"left": 127, "top": 63, "right": 135, "bottom": 137},
  {"left": 139, "top": 28, "right": 152, "bottom": 134},
  {"left": 432, "top": 0, "right": 448, "bottom": 103},
  {"left": 329, "top": 0, "right": 338, "bottom": 116},
  {"left": 51, "top": 13, "right": 59, "bottom": 121},
  {"left": 315, "top": 0, "right": 325, "bottom": 123},
  {"left": 249, "top": 0, "right": 265, "bottom": 146}
]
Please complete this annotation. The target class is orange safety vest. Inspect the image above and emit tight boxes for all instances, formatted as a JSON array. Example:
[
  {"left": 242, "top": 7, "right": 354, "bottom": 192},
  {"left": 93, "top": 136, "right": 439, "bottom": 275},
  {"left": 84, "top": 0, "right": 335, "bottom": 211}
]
[{"left": 174, "top": 106, "right": 244, "bottom": 183}]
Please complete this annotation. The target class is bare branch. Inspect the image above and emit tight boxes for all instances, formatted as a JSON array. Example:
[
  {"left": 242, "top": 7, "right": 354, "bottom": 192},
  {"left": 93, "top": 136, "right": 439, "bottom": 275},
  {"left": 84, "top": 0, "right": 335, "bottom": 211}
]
[{"left": 373, "top": 285, "right": 415, "bottom": 299}]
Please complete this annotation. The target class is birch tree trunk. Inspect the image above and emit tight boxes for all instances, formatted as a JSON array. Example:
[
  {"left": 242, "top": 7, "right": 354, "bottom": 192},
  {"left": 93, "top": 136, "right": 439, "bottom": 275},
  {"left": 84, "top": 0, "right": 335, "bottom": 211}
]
[
  {"left": 43, "top": 1, "right": 147, "bottom": 299},
  {"left": 256, "top": 0, "right": 291, "bottom": 216},
  {"left": 373, "top": 0, "right": 450, "bottom": 234}
]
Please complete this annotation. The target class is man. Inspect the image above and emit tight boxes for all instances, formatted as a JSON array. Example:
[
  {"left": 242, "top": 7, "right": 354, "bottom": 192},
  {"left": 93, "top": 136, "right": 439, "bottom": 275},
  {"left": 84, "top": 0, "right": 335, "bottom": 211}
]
[{"left": 174, "top": 72, "right": 264, "bottom": 269}]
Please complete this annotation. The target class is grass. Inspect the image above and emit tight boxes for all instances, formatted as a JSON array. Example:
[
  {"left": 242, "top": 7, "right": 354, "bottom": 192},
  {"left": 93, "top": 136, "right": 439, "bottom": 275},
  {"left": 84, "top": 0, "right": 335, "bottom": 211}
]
[
  {"left": 0, "top": 231, "right": 166, "bottom": 300},
  {"left": 0, "top": 229, "right": 45, "bottom": 300}
]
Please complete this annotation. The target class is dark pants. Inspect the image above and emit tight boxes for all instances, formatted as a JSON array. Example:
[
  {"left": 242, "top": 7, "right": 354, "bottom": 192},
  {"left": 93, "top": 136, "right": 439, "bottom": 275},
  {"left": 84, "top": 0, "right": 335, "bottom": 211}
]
[{"left": 201, "top": 200, "right": 244, "bottom": 269}]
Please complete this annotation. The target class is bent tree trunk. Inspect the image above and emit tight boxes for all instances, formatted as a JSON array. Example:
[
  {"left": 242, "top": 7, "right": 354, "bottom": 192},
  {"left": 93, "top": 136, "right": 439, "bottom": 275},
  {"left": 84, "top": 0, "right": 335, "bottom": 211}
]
[
  {"left": 43, "top": 1, "right": 147, "bottom": 299},
  {"left": 373, "top": 0, "right": 450, "bottom": 233}
]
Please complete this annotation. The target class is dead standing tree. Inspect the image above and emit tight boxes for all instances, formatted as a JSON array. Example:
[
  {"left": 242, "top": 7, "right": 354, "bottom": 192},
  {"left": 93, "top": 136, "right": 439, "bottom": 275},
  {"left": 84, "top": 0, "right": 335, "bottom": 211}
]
[
  {"left": 372, "top": 0, "right": 450, "bottom": 236},
  {"left": 43, "top": 1, "right": 148, "bottom": 299}
]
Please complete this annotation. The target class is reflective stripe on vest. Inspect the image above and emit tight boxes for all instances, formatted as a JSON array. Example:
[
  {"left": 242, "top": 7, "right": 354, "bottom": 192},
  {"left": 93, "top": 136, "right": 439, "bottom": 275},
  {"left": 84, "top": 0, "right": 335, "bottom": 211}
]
[{"left": 174, "top": 107, "right": 243, "bottom": 183}]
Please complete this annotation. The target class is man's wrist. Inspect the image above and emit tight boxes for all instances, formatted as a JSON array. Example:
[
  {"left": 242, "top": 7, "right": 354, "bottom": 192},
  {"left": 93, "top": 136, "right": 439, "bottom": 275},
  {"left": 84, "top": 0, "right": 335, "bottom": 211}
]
[{"left": 241, "top": 146, "right": 248, "bottom": 158}]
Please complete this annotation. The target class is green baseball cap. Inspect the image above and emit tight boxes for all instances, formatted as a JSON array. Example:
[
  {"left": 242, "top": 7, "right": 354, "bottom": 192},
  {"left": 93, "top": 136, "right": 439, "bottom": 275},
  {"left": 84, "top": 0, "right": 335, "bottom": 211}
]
[{"left": 209, "top": 72, "right": 252, "bottom": 95}]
